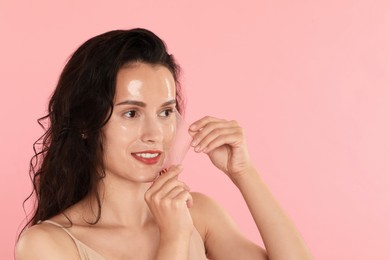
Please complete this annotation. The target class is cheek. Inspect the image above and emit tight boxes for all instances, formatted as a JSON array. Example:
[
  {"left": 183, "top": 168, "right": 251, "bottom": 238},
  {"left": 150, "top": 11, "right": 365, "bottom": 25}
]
[
  {"left": 104, "top": 123, "right": 139, "bottom": 149},
  {"left": 163, "top": 122, "right": 176, "bottom": 146}
]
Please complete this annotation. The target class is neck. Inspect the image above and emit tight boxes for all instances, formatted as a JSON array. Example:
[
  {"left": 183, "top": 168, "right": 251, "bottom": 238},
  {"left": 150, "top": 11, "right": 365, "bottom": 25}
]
[{"left": 83, "top": 175, "right": 154, "bottom": 228}]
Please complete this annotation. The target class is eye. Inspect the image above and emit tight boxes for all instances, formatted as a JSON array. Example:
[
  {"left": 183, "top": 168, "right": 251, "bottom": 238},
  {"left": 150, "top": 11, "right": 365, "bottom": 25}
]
[
  {"left": 159, "top": 108, "right": 175, "bottom": 118},
  {"left": 124, "top": 110, "right": 138, "bottom": 118}
]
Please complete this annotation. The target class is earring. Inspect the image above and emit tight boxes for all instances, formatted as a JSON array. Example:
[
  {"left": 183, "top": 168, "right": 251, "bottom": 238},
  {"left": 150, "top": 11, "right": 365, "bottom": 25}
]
[{"left": 81, "top": 133, "right": 87, "bottom": 139}]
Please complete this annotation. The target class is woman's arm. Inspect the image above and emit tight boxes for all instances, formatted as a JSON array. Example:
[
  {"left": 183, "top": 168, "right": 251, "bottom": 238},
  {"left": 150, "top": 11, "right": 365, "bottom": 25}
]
[
  {"left": 189, "top": 116, "right": 313, "bottom": 260},
  {"left": 189, "top": 192, "right": 268, "bottom": 260},
  {"left": 233, "top": 166, "right": 313, "bottom": 259}
]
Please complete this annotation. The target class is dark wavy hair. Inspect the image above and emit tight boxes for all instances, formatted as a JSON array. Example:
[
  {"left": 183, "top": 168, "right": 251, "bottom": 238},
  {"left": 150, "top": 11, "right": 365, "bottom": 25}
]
[{"left": 21, "top": 28, "right": 183, "bottom": 233}]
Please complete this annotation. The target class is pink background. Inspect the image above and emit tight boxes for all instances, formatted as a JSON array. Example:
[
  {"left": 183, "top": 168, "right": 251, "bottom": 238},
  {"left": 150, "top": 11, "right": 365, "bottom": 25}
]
[{"left": 1, "top": 0, "right": 390, "bottom": 259}]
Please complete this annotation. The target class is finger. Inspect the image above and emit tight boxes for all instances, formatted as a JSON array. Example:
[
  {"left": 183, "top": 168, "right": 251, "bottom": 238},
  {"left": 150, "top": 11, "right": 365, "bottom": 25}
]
[
  {"left": 194, "top": 127, "right": 239, "bottom": 153},
  {"left": 153, "top": 165, "right": 182, "bottom": 187},
  {"left": 146, "top": 165, "right": 183, "bottom": 200},
  {"left": 202, "top": 131, "right": 244, "bottom": 154},
  {"left": 189, "top": 116, "right": 225, "bottom": 132},
  {"left": 191, "top": 121, "right": 231, "bottom": 147},
  {"left": 173, "top": 190, "right": 194, "bottom": 209},
  {"left": 155, "top": 186, "right": 188, "bottom": 211},
  {"left": 157, "top": 179, "right": 190, "bottom": 199},
  {"left": 146, "top": 182, "right": 187, "bottom": 209},
  {"left": 192, "top": 120, "right": 239, "bottom": 149},
  {"left": 163, "top": 185, "right": 188, "bottom": 200}
]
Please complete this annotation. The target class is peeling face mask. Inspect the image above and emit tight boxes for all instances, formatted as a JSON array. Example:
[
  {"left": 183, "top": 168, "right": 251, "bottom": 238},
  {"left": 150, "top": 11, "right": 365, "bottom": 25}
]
[{"left": 162, "top": 112, "right": 192, "bottom": 169}]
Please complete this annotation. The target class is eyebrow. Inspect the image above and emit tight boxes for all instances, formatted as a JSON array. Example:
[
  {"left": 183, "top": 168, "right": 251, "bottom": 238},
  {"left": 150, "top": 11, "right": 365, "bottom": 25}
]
[{"left": 115, "top": 99, "right": 176, "bottom": 107}]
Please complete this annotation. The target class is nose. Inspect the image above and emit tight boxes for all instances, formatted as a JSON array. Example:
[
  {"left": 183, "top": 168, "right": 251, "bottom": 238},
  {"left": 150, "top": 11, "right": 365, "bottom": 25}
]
[{"left": 140, "top": 116, "right": 163, "bottom": 144}]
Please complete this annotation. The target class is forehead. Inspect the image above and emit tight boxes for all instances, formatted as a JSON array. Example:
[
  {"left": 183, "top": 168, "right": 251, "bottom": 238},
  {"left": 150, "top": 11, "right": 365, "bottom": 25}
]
[{"left": 115, "top": 63, "right": 176, "bottom": 102}]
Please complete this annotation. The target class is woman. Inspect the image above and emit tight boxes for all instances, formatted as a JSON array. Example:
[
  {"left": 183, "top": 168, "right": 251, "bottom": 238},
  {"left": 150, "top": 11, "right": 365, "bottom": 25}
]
[{"left": 16, "top": 28, "right": 312, "bottom": 259}]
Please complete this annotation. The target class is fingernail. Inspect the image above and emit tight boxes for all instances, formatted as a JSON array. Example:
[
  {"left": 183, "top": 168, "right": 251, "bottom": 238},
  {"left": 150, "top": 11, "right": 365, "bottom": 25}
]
[
  {"left": 159, "top": 168, "right": 166, "bottom": 175},
  {"left": 195, "top": 146, "right": 201, "bottom": 152},
  {"left": 191, "top": 139, "right": 197, "bottom": 146},
  {"left": 190, "top": 124, "right": 196, "bottom": 130}
]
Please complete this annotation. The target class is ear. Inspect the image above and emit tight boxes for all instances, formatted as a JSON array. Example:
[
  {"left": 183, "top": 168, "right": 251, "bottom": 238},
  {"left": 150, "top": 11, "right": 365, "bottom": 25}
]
[{"left": 81, "top": 131, "right": 88, "bottom": 139}]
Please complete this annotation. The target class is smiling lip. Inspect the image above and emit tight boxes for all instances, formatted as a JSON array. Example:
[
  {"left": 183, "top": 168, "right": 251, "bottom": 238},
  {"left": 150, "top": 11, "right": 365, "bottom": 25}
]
[{"left": 131, "top": 150, "right": 162, "bottom": 165}]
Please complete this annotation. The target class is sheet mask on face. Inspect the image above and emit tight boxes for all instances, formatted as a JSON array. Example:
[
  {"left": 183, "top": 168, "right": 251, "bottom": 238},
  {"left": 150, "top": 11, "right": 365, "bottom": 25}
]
[{"left": 162, "top": 112, "right": 192, "bottom": 169}]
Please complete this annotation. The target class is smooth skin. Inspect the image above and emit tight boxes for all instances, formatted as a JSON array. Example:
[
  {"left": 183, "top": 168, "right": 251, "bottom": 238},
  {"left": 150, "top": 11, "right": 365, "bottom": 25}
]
[{"left": 16, "top": 63, "right": 312, "bottom": 259}]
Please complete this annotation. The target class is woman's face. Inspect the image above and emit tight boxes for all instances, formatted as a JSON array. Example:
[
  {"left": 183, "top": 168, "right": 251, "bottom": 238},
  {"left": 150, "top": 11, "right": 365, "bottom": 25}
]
[{"left": 102, "top": 62, "right": 177, "bottom": 183}]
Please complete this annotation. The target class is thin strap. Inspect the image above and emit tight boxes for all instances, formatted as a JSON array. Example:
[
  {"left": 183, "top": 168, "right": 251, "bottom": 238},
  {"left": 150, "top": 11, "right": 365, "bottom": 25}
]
[
  {"left": 41, "top": 220, "right": 106, "bottom": 260},
  {"left": 41, "top": 220, "right": 79, "bottom": 240}
]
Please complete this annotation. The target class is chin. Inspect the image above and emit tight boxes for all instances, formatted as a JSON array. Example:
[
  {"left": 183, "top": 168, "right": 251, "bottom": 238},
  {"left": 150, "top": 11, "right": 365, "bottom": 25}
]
[{"left": 136, "top": 168, "right": 162, "bottom": 183}]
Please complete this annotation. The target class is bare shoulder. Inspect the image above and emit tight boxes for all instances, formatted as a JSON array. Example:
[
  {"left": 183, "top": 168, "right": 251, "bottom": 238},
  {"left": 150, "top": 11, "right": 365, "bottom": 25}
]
[
  {"left": 189, "top": 192, "right": 234, "bottom": 237},
  {"left": 190, "top": 191, "right": 231, "bottom": 217},
  {"left": 189, "top": 192, "right": 216, "bottom": 217},
  {"left": 190, "top": 192, "right": 221, "bottom": 212},
  {"left": 15, "top": 222, "right": 79, "bottom": 260}
]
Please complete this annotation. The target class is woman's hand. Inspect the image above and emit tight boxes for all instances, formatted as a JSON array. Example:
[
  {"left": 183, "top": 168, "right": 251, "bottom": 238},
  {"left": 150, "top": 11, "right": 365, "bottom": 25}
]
[
  {"left": 144, "top": 165, "right": 194, "bottom": 242},
  {"left": 189, "top": 116, "right": 253, "bottom": 181},
  {"left": 189, "top": 117, "right": 314, "bottom": 260}
]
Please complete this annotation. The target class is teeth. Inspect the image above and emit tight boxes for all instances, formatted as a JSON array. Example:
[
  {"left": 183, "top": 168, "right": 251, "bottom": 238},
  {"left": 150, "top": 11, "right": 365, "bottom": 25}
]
[{"left": 135, "top": 153, "right": 159, "bottom": 159}]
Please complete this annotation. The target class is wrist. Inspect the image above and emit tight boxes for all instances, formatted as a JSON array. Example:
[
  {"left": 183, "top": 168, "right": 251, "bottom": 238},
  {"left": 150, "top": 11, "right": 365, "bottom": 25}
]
[
  {"left": 159, "top": 227, "right": 193, "bottom": 244},
  {"left": 230, "top": 165, "right": 260, "bottom": 188},
  {"left": 157, "top": 232, "right": 192, "bottom": 260}
]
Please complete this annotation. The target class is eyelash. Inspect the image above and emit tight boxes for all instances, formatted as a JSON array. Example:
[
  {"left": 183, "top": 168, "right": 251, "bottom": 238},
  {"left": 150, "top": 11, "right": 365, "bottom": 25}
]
[
  {"left": 124, "top": 110, "right": 138, "bottom": 118},
  {"left": 123, "top": 108, "right": 175, "bottom": 118},
  {"left": 160, "top": 108, "right": 175, "bottom": 117}
]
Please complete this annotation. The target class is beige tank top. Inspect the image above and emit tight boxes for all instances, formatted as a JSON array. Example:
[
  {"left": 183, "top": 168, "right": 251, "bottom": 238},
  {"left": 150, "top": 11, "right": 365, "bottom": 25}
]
[
  {"left": 43, "top": 220, "right": 209, "bottom": 260},
  {"left": 43, "top": 220, "right": 106, "bottom": 260}
]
